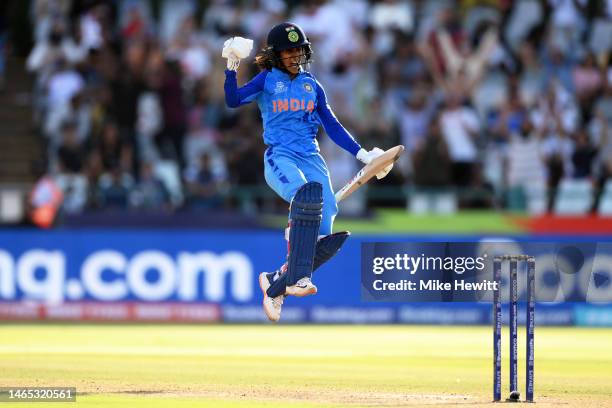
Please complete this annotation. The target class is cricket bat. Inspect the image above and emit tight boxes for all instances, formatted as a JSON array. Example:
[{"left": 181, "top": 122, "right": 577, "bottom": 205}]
[{"left": 335, "top": 145, "right": 405, "bottom": 202}]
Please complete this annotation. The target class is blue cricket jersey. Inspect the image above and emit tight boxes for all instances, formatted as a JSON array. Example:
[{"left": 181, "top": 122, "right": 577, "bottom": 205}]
[{"left": 224, "top": 68, "right": 361, "bottom": 156}]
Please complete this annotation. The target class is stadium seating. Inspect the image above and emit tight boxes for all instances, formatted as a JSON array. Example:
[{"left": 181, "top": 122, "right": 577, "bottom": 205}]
[
  {"left": 598, "top": 180, "right": 612, "bottom": 215},
  {"left": 525, "top": 184, "right": 548, "bottom": 215},
  {"left": 409, "top": 191, "right": 458, "bottom": 214},
  {"left": 553, "top": 179, "right": 594, "bottom": 215}
]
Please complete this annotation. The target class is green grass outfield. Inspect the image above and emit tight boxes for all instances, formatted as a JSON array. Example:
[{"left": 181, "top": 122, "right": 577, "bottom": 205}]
[
  {"left": 0, "top": 325, "right": 610, "bottom": 407},
  {"left": 264, "top": 210, "right": 525, "bottom": 234}
]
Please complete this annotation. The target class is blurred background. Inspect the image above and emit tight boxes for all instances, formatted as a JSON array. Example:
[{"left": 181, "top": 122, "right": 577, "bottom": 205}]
[
  {"left": 0, "top": 0, "right": 610, "bottom": 227},
  {"left": 0, "top": 0, "right": 610, "bottom": 324}
]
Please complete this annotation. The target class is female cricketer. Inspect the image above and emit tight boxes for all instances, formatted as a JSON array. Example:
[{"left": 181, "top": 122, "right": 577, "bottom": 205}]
[{"left": 223, "top": 22, "right": 387, "bottom": 322}]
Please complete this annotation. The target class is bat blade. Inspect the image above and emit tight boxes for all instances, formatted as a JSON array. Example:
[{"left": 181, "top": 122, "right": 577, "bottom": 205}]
[{"left": 335, "top": 145, "right": 404, "bottom": 202}]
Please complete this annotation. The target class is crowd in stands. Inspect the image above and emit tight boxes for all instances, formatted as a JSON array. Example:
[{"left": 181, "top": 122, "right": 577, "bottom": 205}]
[{"left": 25, "top": 0, "right": 612, "bottom": 218}]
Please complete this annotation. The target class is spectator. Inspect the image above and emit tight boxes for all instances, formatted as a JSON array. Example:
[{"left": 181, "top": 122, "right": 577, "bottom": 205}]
[
  {"left": 93, "top": 120, "right": 133, "bottom": 174},
  {"left": 184, "top": 80, "right": 222, "bottom": 162},
  {"left": 79, "top": 3, "right": 105, "bottom": 51},
  {"left": 591, "top": 109, "right": 611, "bottom": 187},
  {"left": 359, "top": 96, "right": 398, "bottom": 150},
  {"left": 504, "top": 0, "right": 544, "bottom": 52},
  {"left": 573, "top": 53, "right": 603, "bottom": 101},
  {"left": 490, "top": 79, "right": 527, "bottom": 142},
  {"left": 439, "top": 91, "right": 480, "bottom": 187},
  {"left": 200, "top": 0, "right": 244, "bottom": 41},
  {"left": 370, "top": 0, "right": 413, "bottom": 34},
  {"left": 26, "top": 21, "right": 86, "bottom": 75},
  {"left": 240, "top": 0, "right": 287, "bottom": 44},
  {"left": 56, "top": 121, "right": 85, "bottom": 173},
  {"left": 183, "top": 80, "right": 230, "bottom": 188},
  {"left": 437, "top": 19, "right": 498, "bottom": 86},
  {"left": 369, "top": 0, "right": 414, "bottom": 56},
  {"left": 542, "top": 46, "right": 575, "bottom": 93},
  {"left": 505, "top": 119, "right": 547, "bottom": 209},
  {"left": 119, "top": 2, "right": 152, "bottom": 41},
  {"left": 184, "top": 153, "right": 226, "bottom": 209},
  {"left": 593, "top": 74, "right": 612, "bottom": 123},
  {"left": 55, "top": 173, "right": 88, "bottom": 215},
  {"left": 547, "top": 0, "right": 587, "bottom": 55},
  {"left": 160, "top": 0, "right": 196, "bottom": 44},
  {"left": 587, "top": 1, "right": 612, "bottom": 59},
  {"left": 45, "top": 91, "right": 91, "bottom": 149},
  {"left": 109, "top": 40, "right": 146, "bottom": 171},
  {"left": 391, "top": 33, "right": 428, "bottom": 86},
  {"left": 397, "top": 89, "right": 435, "bottom": 174},
  {"left": 97, "top": 166, "right": 134, "bottom": 210},
  {"left": 413, "top": 116, "right": 452, "bottom": 188},
  {"left": 573, "top": 52, "right": 604, "bottom": 121},
  {"left": 28, "top": 162, "right": 63, "bottom": 228},
  {"left": 54, "top": 120, "right": 89, "bottom": 215},
  {"left": 131, "top": 162, "right": 171, "bottom": 210},
  {"left": 224, "top": 123, "right": 264, "bottom": 186},
  {"left": 167, "top": 14, "right": 212, "bottom": 85},
  {"left": 466, "top": 163, "right": 495, "bottom": 209},
  {"left": 572, "top": 129, "right": 598, "bottom": 178},
  {"left": 156, "top": 60, "right": 187, "bottom": 168},
  {"left": 532, "top": 84, "right": 578, "bottom": 182},
  {"left": 292, "top": 0, "right": 359, "bottom": 73},
  {"left": 517, "top": 40, "right": 547, "bottom": 106},
  {"left": 136, "top": 68, "right": 164, "bottom": 162},
  {"left": 45, "top": 58, "right": 85, "bottom": 109},
  {"left": 422, "top": 8, "right": 466, "bottom": 79}
]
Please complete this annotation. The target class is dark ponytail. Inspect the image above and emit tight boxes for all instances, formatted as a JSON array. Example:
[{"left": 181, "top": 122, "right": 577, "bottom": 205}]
[{"left": 255, "top": 47, "right": 279, "bottom": 71}]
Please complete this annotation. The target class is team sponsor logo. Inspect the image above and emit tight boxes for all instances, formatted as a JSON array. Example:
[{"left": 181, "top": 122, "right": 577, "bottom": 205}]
[{"left": 0, "top": 249, "right": 253, "bottom": 302}]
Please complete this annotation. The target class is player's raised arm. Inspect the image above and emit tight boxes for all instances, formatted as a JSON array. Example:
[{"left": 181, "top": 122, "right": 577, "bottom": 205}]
[{"left": 222, "top": 37, "right": 266, "bottom": 108}]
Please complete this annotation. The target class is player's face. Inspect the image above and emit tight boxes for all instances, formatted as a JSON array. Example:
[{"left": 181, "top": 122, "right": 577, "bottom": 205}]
[{"left": 279, "top": 48, "right": 303, "bottom": 75}]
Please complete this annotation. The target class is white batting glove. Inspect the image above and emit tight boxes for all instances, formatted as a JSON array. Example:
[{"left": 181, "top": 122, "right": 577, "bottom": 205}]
[
  {"left": 356, "top": 147, "right": 392, "bottom": 179},
  {"left": 225, "top": 52, "right": 240, "bottom": 71},
  {"left": 356, "top": 147, "right": 384, "bottom": 165},
  {"left": 222, "top": 37, "right": 253, "bottom": 71}
]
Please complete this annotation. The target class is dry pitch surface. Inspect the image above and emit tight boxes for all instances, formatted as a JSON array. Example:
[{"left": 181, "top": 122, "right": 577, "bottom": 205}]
[{"left": 0, "top": 324, "right": 610, "bottom": 407}]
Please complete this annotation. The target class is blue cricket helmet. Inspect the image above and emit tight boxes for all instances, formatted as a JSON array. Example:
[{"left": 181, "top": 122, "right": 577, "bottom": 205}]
[
  {"left": 267, "top": 22, "right": 310, "bottom": 52},
  {"left": 259, "top": 22, "right": 313, "bottom": 70}
]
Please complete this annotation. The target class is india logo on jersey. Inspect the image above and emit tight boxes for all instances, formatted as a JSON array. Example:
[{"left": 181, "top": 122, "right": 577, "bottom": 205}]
[{"left": 272, "top": 98, "right": 315, "bottom": 113}]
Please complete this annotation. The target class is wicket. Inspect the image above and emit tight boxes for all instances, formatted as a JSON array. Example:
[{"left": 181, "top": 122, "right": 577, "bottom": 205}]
[{"left": 493, "top": 255, "right": 535, "bottom": 402}]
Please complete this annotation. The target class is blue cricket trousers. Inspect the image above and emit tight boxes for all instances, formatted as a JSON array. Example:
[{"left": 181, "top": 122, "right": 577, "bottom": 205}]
[{"left": 263, "top": 147, "right": 337, "bottom": 235}]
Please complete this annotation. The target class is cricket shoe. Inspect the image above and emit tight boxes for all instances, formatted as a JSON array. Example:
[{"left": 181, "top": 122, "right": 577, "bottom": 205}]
[
  {"left": 259, "top": 272, "right": 284, "bottom": 322},
  {"left": 285, "top": 277, "right": 317, "bottom": 297}
]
